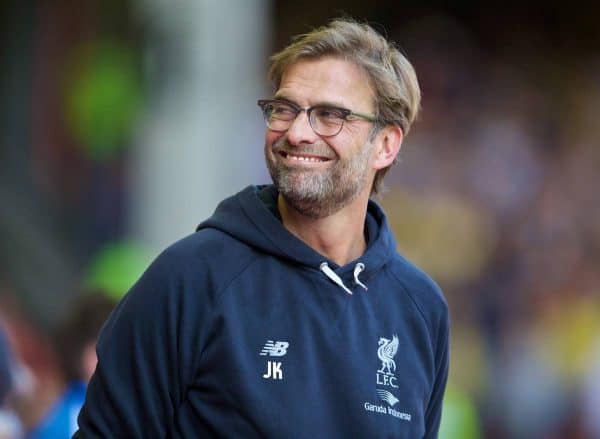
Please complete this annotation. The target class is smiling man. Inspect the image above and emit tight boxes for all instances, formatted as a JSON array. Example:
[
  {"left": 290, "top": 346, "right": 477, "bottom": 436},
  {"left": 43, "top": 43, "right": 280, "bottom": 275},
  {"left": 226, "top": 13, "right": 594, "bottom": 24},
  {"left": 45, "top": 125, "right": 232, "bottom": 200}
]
[{"left": 76, "top": 18, "right": 449, "bottom": 438}]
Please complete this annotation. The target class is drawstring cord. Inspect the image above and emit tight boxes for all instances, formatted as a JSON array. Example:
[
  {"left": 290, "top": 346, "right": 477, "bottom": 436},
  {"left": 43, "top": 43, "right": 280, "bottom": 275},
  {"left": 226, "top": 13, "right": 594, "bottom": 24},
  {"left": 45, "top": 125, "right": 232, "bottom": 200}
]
[
  {"left": 353, "top": 263, "right": 368, "bottom": 291},
  {"left": 320, "top": 262, "right": 369, "bottom": 295},
  {"left": 320, "top": 262, "right": 352, "bottom": 295}
]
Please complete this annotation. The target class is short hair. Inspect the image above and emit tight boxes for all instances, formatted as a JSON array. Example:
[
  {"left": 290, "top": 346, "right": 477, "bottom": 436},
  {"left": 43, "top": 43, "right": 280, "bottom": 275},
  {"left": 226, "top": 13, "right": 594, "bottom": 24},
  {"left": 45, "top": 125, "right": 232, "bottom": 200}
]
[{"left": 268, "top": 18, "right": 421, "bottom": 194}]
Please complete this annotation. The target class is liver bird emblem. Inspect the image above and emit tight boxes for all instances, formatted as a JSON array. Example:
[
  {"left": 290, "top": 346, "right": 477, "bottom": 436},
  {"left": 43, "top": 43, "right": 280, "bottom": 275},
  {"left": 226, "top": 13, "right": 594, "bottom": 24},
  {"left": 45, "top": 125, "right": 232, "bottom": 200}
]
[{"left": 377, "top": 335, "right": 399, "bottom": 375}]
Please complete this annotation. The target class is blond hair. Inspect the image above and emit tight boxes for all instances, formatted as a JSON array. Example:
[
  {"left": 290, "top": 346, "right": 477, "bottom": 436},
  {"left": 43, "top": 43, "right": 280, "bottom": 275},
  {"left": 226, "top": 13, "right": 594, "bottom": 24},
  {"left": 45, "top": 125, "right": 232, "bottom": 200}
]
[{"left": 268, "top": 18, "right": 421, "bottom": 194}]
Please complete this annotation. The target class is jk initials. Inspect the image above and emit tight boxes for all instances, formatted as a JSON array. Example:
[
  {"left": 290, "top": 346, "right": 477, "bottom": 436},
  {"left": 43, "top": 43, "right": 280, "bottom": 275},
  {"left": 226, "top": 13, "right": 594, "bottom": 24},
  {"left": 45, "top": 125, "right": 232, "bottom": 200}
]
[{"left": 263, "top": 361, "right": 283, "bottom": 380}]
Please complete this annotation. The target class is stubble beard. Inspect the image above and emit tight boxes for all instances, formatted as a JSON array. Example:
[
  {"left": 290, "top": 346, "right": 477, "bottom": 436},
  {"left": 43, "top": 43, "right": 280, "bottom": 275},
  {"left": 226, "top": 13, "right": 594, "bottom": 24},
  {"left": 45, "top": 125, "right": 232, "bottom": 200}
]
[{"left": 265, "top": 139, "right": 374, "bottom": 219}]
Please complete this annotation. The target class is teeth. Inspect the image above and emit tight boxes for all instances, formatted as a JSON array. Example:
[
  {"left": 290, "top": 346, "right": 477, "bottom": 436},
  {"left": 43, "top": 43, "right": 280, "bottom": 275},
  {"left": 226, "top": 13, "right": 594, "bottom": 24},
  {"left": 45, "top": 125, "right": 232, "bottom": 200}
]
[{"left": 286, "top": 153, "right": 324, "bottom": 162}]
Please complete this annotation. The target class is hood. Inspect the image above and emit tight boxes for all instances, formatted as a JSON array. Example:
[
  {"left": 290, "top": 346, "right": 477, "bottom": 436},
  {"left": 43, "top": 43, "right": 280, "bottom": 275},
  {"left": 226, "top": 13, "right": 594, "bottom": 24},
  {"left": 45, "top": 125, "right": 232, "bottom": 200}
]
[{"left": 197, "top": 185, "right": 398, "bottom": 288}]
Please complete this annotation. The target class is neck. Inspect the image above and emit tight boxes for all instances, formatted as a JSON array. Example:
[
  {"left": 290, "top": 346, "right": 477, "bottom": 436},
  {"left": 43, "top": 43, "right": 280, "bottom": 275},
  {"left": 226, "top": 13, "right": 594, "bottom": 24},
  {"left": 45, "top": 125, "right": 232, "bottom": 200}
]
[{"left": 278, "top": 193, "right": 369, "bottom": 266}]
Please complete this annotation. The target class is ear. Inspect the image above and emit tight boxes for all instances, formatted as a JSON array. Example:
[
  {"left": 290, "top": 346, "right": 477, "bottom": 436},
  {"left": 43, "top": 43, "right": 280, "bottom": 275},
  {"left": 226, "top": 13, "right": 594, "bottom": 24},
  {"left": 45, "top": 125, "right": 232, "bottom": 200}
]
[{"left": 372, "top": 125, "right": 403, "bottom": 170}]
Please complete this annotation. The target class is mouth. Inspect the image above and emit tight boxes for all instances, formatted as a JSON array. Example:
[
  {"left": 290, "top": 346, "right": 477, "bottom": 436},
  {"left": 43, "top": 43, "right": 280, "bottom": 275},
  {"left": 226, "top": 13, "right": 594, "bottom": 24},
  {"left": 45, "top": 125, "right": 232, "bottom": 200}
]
[{"left": 278, "top": 151, "right": 332, "bottom": 163}]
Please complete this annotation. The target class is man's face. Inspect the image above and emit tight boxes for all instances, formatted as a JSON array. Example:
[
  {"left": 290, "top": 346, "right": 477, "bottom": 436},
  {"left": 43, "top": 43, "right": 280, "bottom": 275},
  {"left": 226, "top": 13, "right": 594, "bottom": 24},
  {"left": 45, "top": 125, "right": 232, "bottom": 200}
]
[{"left": 264, "top": 57, "right": 378, "bottom": 218}]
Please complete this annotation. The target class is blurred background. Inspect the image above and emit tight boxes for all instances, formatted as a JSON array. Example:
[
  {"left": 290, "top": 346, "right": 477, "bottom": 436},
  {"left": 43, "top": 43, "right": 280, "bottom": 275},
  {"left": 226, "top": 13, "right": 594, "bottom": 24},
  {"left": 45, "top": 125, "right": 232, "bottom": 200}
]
[{"left": 1, "top": 0, "right": 599, "bottom": 437}]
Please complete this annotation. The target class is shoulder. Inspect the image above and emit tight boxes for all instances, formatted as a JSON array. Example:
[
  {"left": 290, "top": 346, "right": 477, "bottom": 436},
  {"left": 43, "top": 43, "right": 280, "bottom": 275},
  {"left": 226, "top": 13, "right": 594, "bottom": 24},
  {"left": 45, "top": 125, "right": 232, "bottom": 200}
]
[
  {"left": 386, "top": 253, "right": 449, "bottom": 332},
  {"left": 107, "top": 229, "right": 259, "bottom": 332},
  {"left": 161, "top": 227, "right": 255, "bottom": 266},
  {"left": 147, "top": 229, "right": 258, "bottom": 292}
]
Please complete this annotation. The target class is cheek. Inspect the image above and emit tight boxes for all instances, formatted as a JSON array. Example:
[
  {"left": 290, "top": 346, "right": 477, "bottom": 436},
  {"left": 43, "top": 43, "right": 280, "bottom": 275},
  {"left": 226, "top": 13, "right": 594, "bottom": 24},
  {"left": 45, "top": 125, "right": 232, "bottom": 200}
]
[
  {"left": 265, "top": 130, "right": 283, "bottom": 148},
  {"left": 328, "top": 133, "right": 359, "bottom": 159}
]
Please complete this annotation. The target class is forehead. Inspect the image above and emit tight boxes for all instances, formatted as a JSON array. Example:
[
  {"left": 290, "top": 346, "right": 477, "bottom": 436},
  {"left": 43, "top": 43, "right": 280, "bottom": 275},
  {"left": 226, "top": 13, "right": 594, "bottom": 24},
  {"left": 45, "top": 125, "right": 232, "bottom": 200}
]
[{"left": 276, "top": 57, "right": 374, "bottom": 110}]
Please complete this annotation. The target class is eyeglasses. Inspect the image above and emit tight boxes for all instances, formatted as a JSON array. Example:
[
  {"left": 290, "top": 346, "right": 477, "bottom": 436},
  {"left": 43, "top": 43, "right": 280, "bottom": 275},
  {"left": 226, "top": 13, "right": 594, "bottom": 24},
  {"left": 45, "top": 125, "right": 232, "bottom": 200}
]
[{"left": 257, "top": 99, "right": 377, "bottom": 137}]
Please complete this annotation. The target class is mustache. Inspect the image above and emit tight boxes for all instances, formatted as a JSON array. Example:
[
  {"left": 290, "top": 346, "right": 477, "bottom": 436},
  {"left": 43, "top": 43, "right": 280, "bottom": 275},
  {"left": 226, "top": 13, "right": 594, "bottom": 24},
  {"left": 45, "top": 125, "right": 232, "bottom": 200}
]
[{"left": 272, "top": 139, "right": 337, "bottom": 159}]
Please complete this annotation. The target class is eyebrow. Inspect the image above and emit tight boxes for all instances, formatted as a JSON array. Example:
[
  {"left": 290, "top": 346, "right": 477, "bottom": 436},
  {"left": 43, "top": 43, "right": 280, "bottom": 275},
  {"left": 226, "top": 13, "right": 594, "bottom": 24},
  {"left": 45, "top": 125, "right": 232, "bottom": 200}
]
[
  {"left": 272, "top": 93, "right": 348, "bottom": 110},
  {"left": 272, "top": 94, "right": 299, "bottom": 106}
]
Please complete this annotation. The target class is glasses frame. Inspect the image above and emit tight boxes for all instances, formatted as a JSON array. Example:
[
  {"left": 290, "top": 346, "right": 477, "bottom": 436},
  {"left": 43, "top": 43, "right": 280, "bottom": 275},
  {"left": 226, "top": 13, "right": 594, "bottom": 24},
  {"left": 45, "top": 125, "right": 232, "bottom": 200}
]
[{"left": 257, "top": 99, "right": 377, "bottom": 137}]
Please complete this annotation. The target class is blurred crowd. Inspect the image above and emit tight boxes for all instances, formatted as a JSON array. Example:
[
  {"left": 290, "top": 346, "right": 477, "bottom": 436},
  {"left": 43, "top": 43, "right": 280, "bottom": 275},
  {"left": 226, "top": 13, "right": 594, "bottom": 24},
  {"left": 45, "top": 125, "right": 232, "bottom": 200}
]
[
  {"left": 1, "top": 2, "right": 600, "bottom": 438},
  {"left": 0, "top": 291, "right": 116, "bottom": 438},
  {"left": 381, "top": 16, "right": 600, "bottom": 439}
]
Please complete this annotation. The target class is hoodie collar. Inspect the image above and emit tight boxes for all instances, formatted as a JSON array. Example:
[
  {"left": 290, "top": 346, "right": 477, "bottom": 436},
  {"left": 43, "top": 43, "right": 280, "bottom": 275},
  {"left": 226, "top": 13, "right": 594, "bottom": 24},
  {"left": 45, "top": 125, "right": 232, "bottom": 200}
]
[{"left": 197, "top": 185, "right": 396, "bottom": 277}]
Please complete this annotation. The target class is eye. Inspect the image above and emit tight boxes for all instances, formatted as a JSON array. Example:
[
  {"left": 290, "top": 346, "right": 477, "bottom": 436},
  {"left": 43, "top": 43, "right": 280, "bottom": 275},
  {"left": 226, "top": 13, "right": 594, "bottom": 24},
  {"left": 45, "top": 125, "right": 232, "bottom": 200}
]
[
  {"left": 313, "top": 106, "right": 345, "bottom": 120},
  {"left": 269, "top": 103, "right": 296, "bottom": 119}
]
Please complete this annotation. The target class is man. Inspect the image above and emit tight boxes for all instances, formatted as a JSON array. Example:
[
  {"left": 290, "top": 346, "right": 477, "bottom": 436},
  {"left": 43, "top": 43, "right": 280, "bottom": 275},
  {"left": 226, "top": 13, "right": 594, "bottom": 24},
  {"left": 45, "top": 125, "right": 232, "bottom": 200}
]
[
  {"left": 27, "top": 292, "right": 115, "bottom": 438},
  {"left": 0, "top": 326, "right": 12, "bottom": 410},
  {"left": 0, "top": 324, "right": 23, "bottom": 439},
  {"left": 77, "top": 18, "right": 449, "bottom": 438}
]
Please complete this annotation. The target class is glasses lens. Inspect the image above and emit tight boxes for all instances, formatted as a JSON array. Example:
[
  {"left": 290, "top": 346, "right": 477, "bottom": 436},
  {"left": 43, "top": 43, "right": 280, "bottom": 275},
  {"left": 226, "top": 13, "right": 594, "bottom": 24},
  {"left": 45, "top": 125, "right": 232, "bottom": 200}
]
[
  {"left": 310, "top": 106, "right": 345, "bottom": 136},
  {"left": 262, "top": 101, "right": 296, "bottom": 131}
]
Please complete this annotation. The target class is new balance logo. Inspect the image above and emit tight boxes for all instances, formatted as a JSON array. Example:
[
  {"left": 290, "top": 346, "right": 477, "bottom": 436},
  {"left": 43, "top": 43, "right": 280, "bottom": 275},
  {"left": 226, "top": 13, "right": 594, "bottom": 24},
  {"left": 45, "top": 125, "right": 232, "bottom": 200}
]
[
  {"left": 259, "top": 340, "right": 289, "bottom": 357},
  {"left": 260, "top": 340, "right": 289, "bottom": 380}
]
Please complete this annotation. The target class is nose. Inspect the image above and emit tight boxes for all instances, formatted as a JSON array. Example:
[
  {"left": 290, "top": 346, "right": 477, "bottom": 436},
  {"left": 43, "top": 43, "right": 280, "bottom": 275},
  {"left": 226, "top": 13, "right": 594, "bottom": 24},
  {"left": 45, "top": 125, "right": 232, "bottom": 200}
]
[{"left": 285, "top": 110, "right": 319, "bottom": 146}]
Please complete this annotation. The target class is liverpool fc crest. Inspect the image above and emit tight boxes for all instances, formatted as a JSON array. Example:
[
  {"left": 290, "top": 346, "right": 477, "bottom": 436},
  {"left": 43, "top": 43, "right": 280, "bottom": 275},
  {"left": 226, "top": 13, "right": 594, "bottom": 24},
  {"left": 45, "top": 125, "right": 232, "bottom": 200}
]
[
  {"left": 376, "top": 335, "right": 399, "bottom": 390},
  {"left": 377, "top": 335, "right": 399, "bottom": 375}
]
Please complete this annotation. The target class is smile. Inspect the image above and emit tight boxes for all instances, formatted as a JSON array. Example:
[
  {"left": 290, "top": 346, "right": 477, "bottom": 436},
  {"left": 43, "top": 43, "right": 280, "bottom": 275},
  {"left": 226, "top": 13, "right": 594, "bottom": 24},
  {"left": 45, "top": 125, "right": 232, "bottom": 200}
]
[{"left": 279, "top": 151, "right": 331, "bottom": 163}]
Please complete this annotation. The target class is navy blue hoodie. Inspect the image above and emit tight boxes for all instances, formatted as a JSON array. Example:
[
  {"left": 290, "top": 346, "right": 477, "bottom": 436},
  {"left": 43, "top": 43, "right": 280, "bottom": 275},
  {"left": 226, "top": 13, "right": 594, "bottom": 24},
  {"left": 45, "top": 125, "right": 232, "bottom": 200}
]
[{"left": 77, "top": 185, "right": 449, "bottom": 438}]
